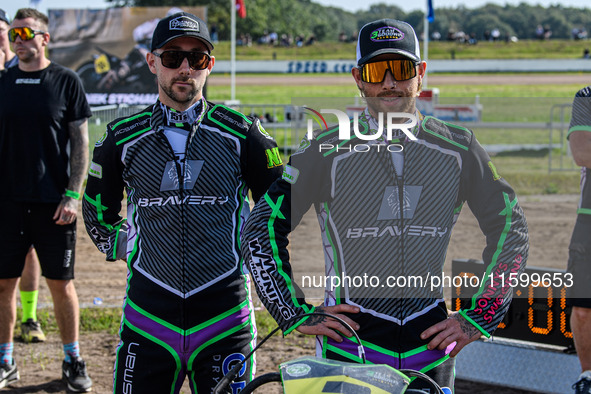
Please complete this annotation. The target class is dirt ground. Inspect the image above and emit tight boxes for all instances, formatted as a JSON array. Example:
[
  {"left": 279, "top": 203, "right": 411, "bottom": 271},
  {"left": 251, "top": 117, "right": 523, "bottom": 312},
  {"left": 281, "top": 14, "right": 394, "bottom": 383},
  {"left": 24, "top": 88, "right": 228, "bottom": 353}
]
[{"left": 4, "top": 192, "right": 578, "bottom": 393}]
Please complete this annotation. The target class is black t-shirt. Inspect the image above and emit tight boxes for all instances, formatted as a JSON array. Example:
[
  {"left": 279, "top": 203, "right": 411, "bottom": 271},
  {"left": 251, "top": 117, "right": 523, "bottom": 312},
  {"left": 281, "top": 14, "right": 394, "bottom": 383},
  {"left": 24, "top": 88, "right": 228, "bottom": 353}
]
[{"left": 0, "top": 62, "right": 92, "bottom": 203}]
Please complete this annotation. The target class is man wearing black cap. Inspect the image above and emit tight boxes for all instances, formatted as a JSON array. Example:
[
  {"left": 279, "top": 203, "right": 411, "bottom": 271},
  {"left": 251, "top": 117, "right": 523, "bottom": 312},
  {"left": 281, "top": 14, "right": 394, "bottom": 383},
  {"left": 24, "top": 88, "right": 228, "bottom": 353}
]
[
  {"left": 83, "top": 12, "right": 283, "bottom": 393},
  {"left": 241, "top": 19, "right": 528, "bottom": 391}
]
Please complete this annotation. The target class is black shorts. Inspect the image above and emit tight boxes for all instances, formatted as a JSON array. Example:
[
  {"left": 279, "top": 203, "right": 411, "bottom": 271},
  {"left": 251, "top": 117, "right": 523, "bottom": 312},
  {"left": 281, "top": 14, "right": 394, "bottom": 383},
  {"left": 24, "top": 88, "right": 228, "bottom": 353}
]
[
  {"left": 566, "top": 214, "right": 591, "bottom": 308},
  {"left": 0, "top": 201, "right": 76, "bottom": 280}
]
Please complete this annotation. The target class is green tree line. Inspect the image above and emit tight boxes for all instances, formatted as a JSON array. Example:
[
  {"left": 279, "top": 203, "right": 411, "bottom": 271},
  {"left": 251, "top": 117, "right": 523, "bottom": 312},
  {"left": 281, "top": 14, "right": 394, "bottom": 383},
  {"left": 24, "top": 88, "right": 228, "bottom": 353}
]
[{"left": 107, "top": 0, "right": 591, "bottom": 42}]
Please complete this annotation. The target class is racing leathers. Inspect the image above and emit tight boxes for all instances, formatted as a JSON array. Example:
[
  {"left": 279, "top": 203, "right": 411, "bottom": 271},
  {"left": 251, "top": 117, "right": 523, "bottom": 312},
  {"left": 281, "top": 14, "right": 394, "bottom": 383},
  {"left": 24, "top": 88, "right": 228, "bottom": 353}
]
[
  {"left": 83, "top": 100, "right": 283, "bottom": 393},
  {"left": 241, "top": 110, "right": 529, "bottom": 379}
]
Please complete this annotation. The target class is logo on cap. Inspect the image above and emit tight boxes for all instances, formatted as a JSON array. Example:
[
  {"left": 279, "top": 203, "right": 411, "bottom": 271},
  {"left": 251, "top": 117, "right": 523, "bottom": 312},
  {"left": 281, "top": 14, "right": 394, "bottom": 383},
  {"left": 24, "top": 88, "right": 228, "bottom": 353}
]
[
  {"left": 169, "top": 16, "right": 200, "bottom": 32},
  {"left": 370, "top": 26, "right": 404, "bottom": 42}
]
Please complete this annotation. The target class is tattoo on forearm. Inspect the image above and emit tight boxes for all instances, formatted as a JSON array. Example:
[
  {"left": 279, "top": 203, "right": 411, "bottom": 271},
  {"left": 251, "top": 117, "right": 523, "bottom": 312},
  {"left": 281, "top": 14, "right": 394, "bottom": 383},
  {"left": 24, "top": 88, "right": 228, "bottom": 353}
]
[
  {"left": 68, "top": 118, "right": 90, "bottom": 193},
  {"left": 455, "top": 314, "right": 479, "bottom": 338},
  {"left": 301, "top": 306, "right": 330, "bottom": 326}
]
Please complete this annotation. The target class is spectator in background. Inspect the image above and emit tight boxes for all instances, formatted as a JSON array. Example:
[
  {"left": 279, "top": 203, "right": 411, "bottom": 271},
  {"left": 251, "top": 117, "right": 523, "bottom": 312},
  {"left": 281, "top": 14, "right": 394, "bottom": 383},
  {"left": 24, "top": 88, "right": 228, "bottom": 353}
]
[
  {"left": 210, "top": 22, "right": 218, "bottom": 43},
  {"left": 0, "top": 8, "right": 47, "bottom": 346},
  {"left": 491, "top": 28, "right": 501, "bottom": 41},
  {"left": 0, "top": 9, "right": 17, "bottom": 68},
  {"left": 296, "top": 35, "right": 304, "bottom": 47},
  {"left": 536, "top": 24, "right": 544, "bottom": 39},
  {"left": 583, "top": 49, "right": 590, "bottom": 59},
  {"left": 566, "top": 86, "right": 591, "bottom": 394},
  {"left": 0, "top": 8, "right": 92, "bottom": 392}
]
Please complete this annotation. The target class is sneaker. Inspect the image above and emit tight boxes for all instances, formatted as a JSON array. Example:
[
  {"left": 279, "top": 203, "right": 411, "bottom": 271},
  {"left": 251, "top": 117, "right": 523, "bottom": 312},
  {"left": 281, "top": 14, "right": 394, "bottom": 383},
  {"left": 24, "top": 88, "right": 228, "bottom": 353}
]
[
  {"left": 0, "top": 360, "right": 19, "bottom": 389},
  {"left": 62, "top": 358, "right": 92, "bottom": 392},
  {"left": 20, "top": 319, "right": 46, "bottom": 343},
  {"left": 573, "top": 371, "right": 591, "bottom": 394}
]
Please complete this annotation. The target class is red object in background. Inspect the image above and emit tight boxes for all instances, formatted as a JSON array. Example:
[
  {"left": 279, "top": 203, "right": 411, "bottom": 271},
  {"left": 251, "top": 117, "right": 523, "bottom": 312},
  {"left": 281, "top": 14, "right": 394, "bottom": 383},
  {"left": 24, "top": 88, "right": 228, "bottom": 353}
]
[{"left": 236, "top": 0, "right": 246, "bottom": 18}]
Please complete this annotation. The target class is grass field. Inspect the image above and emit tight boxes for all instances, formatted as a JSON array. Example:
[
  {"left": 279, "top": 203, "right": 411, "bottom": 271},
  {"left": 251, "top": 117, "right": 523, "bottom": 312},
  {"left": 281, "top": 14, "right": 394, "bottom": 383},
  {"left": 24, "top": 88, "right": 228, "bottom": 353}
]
[{"left": 212, "top": 39, "right": 591, "bottom": 60}]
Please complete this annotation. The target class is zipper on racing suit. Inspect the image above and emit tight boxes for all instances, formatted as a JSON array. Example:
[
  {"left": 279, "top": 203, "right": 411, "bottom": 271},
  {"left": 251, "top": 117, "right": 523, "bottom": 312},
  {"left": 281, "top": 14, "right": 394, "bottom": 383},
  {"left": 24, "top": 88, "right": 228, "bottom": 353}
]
[
  {"left": 380, "top": 137, "right": 405, "bottom": 369},
  {"left": 394, "top": 145, "right": 405, "bottom": 369},
  {"left": 158, "top": 124, "right": 190, "bottom": 351}
]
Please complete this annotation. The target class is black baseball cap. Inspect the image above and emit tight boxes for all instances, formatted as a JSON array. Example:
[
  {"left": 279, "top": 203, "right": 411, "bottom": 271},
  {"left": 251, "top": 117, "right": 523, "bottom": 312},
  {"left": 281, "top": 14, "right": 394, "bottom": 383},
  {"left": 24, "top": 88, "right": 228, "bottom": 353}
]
[
  {"left": 0, "top": 9, "right": 10, "bottom": 24},
  {"left": 151, "top": 12, "right": 214, "bottom": 52},
  {"left": 356, "top": 19, "right": 421, "bottom": 66}
]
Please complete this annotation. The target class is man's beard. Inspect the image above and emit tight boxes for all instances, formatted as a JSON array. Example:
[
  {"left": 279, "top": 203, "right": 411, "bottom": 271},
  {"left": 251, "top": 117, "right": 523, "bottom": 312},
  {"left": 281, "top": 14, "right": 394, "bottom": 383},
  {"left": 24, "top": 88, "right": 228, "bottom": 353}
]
[{"left": 160, "top": 77, "right": 200, "bottom": 104}]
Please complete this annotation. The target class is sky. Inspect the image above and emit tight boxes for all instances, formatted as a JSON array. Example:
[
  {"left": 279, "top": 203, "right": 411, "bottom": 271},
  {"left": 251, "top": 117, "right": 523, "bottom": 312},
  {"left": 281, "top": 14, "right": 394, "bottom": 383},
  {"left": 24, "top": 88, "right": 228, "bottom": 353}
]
[
  {"left": 314, "top": 0, "right": 591, "bottom": 12},
  {"left": 0, "top": 0, "right": 590, "bottom": 21}
]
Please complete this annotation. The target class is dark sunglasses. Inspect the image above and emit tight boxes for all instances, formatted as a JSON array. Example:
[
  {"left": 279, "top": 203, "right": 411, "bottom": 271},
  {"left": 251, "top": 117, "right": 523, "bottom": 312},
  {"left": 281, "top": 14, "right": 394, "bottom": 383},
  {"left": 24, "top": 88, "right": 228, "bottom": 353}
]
[
  {"left": 360, "top": 59, "right": 418, "bottom": 83},
  {"left": 153, "top": 51, "right": 211, "bottom": 70},
  {"left": 8, "top": 27, "right": 46, "bottom": 42}
]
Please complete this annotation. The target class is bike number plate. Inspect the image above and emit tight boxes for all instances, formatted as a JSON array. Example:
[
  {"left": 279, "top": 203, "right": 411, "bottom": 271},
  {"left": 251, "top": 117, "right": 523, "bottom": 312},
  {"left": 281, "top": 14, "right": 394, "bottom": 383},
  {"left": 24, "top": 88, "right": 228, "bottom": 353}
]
[{"left": 94, "top": 54, "right": 111, "bottom": 74}]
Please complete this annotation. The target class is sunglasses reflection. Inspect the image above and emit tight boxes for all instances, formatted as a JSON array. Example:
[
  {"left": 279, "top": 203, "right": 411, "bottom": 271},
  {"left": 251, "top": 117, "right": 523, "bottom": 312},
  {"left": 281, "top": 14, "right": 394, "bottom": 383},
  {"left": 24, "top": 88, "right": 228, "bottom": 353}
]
[
  {"left": 154, "top": 51, "right": 211, "bottom": 71},
  {"left": 361, "top": 60, "right": 418, "bottom": 83},
  {"left": 8, "top": 27, "right": 45, "bottom": 42}
]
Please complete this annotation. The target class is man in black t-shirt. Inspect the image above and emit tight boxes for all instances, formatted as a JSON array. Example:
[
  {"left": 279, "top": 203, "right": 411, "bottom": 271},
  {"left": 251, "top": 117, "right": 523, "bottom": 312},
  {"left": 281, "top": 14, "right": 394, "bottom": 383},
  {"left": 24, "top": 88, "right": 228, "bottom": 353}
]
[
  {"left": 0, "top": 8, "right": 92, "bottom": 392},
  {"left": 0, "top": 7, "right": 46, "bottom": 347}
]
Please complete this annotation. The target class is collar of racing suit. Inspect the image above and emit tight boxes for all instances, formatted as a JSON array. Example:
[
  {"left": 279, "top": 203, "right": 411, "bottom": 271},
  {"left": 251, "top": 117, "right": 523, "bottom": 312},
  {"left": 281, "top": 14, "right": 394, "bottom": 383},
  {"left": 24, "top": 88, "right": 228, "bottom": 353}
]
[{"left": 150, "top": 99, "right": 209, "bottom": 132}]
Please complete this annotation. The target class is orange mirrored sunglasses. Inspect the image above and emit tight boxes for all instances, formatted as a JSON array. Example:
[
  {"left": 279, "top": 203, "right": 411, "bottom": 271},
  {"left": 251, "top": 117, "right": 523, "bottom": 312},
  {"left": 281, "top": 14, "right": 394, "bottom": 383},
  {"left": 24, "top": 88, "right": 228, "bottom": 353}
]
[{"left": 360, "top": 59, "right": 418, "bottom": 83}]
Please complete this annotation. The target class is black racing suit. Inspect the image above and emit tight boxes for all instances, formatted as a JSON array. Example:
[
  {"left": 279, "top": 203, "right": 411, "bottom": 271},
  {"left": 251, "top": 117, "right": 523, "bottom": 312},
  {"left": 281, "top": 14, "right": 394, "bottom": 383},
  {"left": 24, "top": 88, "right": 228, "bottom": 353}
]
[
  {"left": 241, "top": 111, "right": 529, "bottom": 389},
  {"left": 83, "top": 100, "right": 283, "bottom": 393}
]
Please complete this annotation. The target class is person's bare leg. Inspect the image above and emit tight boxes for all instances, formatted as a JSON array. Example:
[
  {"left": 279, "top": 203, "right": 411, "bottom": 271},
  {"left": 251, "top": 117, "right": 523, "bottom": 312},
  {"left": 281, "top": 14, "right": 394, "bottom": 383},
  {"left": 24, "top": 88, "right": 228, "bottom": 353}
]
[
  {"left": 571, "top": 306, "right": 591, "bottom": 372},
  {"left": 19, "top": 247, "right": 40, "bottom": 293},
  {"left": 45, "top": 279, "right": 79, "bottom": 345},
  {"left": 0, "top": 278, "right": 19, "bottom": 344},
  {"left": 47, "top": 279, "right": 92, "bottom": 391}
]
